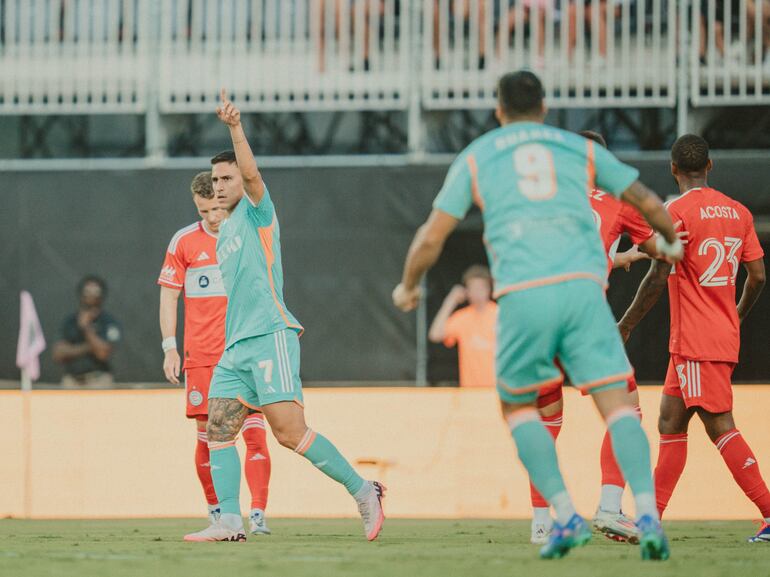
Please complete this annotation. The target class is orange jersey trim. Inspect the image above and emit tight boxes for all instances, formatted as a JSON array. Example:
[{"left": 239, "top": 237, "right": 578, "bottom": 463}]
[
  {"left": 257, "top": 218, "right": 304, "bottom": 336},
  {"left": 498, "top": 374, "right": 565, "bottom": 396},
  {"left": 494, "top": 272, "right": 606, "bottom": 299},
  {"left": 467, "top": 154, "right": 485, "bottom": 211},
  {"left": 586, "top": 139, "right": 596, "bottom": 194},
  {"left": 574, "top": 371, "right": 634, "bottom": 393}
]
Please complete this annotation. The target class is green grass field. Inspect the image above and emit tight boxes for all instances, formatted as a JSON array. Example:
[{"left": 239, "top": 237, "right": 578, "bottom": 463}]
[{"left": 0, "top": 519, "right": 767, "bottom": 577}]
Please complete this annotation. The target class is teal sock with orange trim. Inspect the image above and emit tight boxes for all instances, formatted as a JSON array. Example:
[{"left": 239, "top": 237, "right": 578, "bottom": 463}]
[
  {"left": 295, "top": 429, "right": 365, "bottom": 496},
  {"left": 209, "top": 442, "right": 242, "bottom": 515}
]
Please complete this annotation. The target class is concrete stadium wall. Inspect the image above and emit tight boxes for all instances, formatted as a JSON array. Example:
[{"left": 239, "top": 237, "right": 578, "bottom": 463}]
[{"left": 1, "top": 387, "right": 768, "bottom": 520}]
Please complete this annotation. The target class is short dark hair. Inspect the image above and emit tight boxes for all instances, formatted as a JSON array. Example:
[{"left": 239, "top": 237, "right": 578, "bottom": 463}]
[
  {"left": 210, "top": 150, "right": 237, "bottom": 166},
  {"left": 579, "top": 130, "right": 607, "bottom": 149},
  {"left": 671, "top": 134, "right": 710, "bottom": 173},
  {"left": 190, "top": 171, "right": 213, "bottom": 199},
  {"left": 78, "top": 275, "right": 107, "bottom": 298},
  {"left": 462, "top": 265, "right": 492, "bottom": 287},
  {"left": 497, "top": 70, "right": 545, "bottom": 118}
]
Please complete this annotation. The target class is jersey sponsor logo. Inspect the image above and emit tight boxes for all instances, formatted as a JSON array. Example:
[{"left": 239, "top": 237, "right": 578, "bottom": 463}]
[
  {"left": 188, "top": 389, "right": 204, "bottom": 407},
  {"left": 185, "top": 265, "right": 226, "bottom": 299},
  {"left": 700, "top": 206, "right": 740, "bottom": 220},
  {"left": 217, "top": 235, "right": 243, "bottom": 264},
  {"left": 160, "top": 265, "right": 176, "bottom": 279},
  {"left": 197, "top": 251, "right": 210, "bottom": 261}
]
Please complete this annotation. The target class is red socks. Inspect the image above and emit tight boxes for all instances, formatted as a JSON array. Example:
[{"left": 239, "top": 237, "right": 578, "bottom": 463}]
[
  {"left": 242, "top": 413, "right": 271, "bottom": 511},
  {"left": 654, "top": 433, "right": 688, "bottom": 516},
  {"left": 530, "top": 411, "right": 563, "bottom": 508},
  {"left": 715, "top": 429, "right": 770, "bottom": 518},
  {"left": 195, "top": 429, "right": 218, "bottom": 506}
]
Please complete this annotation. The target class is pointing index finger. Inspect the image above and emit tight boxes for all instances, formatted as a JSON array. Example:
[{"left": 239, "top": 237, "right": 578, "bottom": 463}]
[{"left": 220, "top": 88, "right": 227, "bottom": 104}]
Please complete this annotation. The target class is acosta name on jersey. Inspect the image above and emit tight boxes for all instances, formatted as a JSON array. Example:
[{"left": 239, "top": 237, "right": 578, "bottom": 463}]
[{"left": 700, "top": 205, "right": 740, "bottom": 220}]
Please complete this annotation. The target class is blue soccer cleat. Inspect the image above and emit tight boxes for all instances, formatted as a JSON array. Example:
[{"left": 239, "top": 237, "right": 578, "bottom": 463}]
[
  {"left": 637, "top": 515, "right": 670, "bottom": 561},
  {"left": 539, "top": 514, "right": 592, "bottom": 560},
  {"left": 748, "top": 521, "right": 770, "bottom": 543}
]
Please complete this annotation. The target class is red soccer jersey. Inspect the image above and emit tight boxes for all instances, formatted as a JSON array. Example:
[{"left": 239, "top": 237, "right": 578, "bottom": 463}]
[
  {"left": 666, "top": 187, "right": 764, "bottom": 362},
  {"left": 589, "top": 189, "right": 654, "bottom": 277},
  {"left": 158, "top": 222, "right": 226, "bottom": 369}
]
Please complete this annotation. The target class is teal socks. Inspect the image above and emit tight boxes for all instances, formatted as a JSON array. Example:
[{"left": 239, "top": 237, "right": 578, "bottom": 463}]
[
  {"left": 608, "top": 410, "right": 658, "bottom": 519},
  {"left": 209, "top": 444, "right": 241, "bottom": 515},
  {"left": 509, "top": 410, "right": 575, "bottom": 524},
  {"left": 296, "top": 429, "right": 365, "bottom": 496}
]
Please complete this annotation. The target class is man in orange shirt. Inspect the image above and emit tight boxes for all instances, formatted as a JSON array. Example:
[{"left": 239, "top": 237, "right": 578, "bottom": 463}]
[{"left": 429, "top": 265, "right": 497, "bottom": 388}]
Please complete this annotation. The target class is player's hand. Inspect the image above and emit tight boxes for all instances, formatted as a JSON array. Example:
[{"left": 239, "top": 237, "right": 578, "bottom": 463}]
[
  {"left": 216, "top": 89, "right": 241, "bottom": 127},
  {"left": 77, "top": 309, "right": 96, "bottom": 330},
  {"left": 617, "top": 246, "right": 650, "bottom": 272},
  {"left": 393, "top": 283, "right": 422, "bottom": 312},
  {"left": 163, "top": 349, "right": 181, "bottom": 385},
  {"left": 447, "top": 285, "right": 467, "bottom": 305}
]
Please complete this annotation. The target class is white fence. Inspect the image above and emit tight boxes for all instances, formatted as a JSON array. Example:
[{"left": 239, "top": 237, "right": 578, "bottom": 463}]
[
  {"left": 0, "top": 0, "right": 149, "bottom": 114},
  {"left": 0, "top": 0, "right": 769, "bottom": 116},
  {"left": 692, "top": 0, "right": 770, "bottom": 105}
]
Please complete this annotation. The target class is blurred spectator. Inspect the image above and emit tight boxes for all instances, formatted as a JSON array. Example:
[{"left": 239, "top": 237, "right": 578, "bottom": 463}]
[
  {"left": 567, "top": 0, "right": 620, "bottom": 62},
  {"left": 52, "top": 276, "right": 122, "bottom": 388},
  {"left": 429, "top": 265, "right": 497, "bottom": 388},
  {"left": 433, "top": 0, "right": 503, "bottom": 69},
  {"left": 699, "top": 0, "right": 770, "bottom": 67},
  {"left": 319, "top": 0, "right": 394, "bottom": 71},
  {"left": 505, "top": 0, "right": 553, "bottom": 68}
]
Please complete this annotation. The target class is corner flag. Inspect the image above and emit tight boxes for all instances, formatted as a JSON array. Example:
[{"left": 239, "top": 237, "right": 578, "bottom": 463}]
[{"left": 16, "top": 291, "right": 46, "bottom": 383}]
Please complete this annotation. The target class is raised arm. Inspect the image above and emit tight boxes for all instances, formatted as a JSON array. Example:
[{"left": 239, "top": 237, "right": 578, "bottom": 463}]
[
  {"left": 159, "top": 286, "right": 182, "bottom": 384},
  {"left": 393, "top": 209, "right": 460, "bottom": 312},
  {"left": 216, "top": 89, "right": 265, "bottom": 205},
  {"left": 428, "top": 286, "right": 466, "bottom": 343},
  {"left": 737, "top": 258, "right": 766, "bottom": 323},
  {"left": 617, "top": 258, "right": 672, "bottom": 342}
]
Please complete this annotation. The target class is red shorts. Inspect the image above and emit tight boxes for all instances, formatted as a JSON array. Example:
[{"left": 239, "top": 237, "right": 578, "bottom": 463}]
[
  {"left": 184, "top": 365, "right": 214, "bottom": 418},
  {"left": 663, "top": 355, "right": 736, "bottom": 414}
]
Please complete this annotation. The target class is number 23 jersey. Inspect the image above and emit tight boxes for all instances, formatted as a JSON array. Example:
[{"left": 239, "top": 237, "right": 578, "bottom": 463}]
[{"left": 666, "top": 187, "right": 764, "bottom": 362}]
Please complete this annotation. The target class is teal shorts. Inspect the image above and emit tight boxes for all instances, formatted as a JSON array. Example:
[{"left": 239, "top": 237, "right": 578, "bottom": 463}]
[
  {"left": 209, "top": 329, "right": 304, "bottom": 409},
  {"left": 496, "top": 279, "right": 632, "bottom": 404}
]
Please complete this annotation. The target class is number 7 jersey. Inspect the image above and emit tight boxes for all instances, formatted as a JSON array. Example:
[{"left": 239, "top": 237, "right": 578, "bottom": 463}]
[
  {"left": 434, "top": 122, "right": 640, "bottom": 298},
  {"left": 666, "top": 187, "right": 764, "bottom": 362}
]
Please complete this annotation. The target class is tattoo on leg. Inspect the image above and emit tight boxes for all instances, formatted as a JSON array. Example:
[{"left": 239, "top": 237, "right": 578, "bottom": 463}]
[{"left": 207, "top": 398, "right": 248, "bottom": 442}]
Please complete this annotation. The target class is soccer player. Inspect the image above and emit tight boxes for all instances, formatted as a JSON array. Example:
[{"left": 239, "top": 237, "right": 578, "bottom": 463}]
[
  {"left": 618, "top": 134, "right": 770, "bottom": 543},
  {"left": 393, "top": 71, "right": 682, "bottom": 560},
  {"left": 184, "top": 90, "right": 385, "bottom": 543},
  {"left": 158, "top": 172, "right": 272, "bottom": 536},
  {"left": 529, "top": 130, "right": 657, "bottom": 546},
  {"left": 428, "top": 265, "right": 497, "bottom": 388}
]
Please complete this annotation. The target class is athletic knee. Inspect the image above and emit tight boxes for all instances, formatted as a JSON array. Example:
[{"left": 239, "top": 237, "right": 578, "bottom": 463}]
[
  {"left": 272, "top": 424, "right": 307, "bottom": 450},
  {"left": 658, "top": 413, "right": 687, "bottom": 435},
  {"left": 206, "top": 399, "right": 247, "bottom": 442}
]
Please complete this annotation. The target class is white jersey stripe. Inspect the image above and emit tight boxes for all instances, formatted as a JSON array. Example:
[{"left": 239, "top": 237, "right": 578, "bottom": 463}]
[
  {"left": 168, "top": 222, "right": 199, "bottom": 255},
  {"left": 696, "top": 362, "right": 702, "bottom": 397},
  {"left": 277, "top": 331, "right": 291, "bottom": 393}
]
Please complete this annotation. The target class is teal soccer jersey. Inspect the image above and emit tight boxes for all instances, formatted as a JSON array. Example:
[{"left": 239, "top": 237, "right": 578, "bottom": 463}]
[
  {"left": 434, "top": 122, "right": 639, "bottom": 297},
  {"left": 216, "top": 187, "right": 302, "bottom": 349}
]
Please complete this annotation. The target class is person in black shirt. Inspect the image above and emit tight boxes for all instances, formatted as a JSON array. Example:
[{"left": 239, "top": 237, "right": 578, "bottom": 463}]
[{"left": 52, "top": 275, "right": 122, "bottom": 388}]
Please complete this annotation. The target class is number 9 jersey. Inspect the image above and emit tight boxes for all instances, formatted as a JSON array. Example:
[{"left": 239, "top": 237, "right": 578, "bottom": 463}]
[
  {"left": 666, "top": 187, "right": 764, "bottom": 363},
  {"left": 433, "top": 122, "right": 640, "bottom": 299}
]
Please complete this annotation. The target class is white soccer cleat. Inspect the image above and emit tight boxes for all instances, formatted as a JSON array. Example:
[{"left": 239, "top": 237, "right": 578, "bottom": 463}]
[
  {"left": 593, "top": 508, "right": 640, "bottom": 544},
  {"left": 356, "top": 481, "right": 386, "bottom": 541},
  {"left": 249, "top": 509, "right": 271, "bottom": 535},
  {"left": 531, "top": 519, "right": 553, "bottom": 545},
  {"left": 183, "top": 521, "right": 246, "bottom": 542}
]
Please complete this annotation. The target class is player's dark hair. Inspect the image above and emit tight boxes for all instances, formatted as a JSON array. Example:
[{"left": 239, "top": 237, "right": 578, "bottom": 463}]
[
  {"left": 462, "top": 265, "right": 493, "bottom": 289},
  {"left": 497, "top": 71, "right": 545, "bottom": 119},
  {"left": 671, "top": 134, "right": 710, "bottom": 173},
  {"left": 190, "top": 171, "right": 214, "bottom": 199},
  {"left": 579, "top": 130, "right": 607, "bottom": 149},
  {"left": 210, "top": 150, "right": 237, "bottom": 166},
  {"left": 78, "top": 275, "right": 107, "bottom": 299}
]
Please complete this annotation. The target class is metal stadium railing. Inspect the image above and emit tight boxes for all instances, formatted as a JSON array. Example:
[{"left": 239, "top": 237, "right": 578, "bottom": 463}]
[
  {"left": 1, "top": 1, "right": 769, "bottom": 123},
  {"left": 692, "top": 0, "right": 770, "bottom": 105}
]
